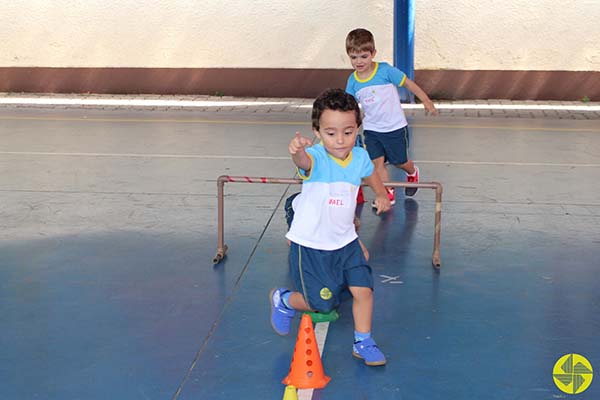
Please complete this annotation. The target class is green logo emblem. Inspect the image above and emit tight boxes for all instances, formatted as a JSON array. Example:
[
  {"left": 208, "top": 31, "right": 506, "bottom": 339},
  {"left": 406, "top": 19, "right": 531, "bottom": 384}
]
[{"left": 319, "top": 287, "right": 332, "bottom": 300}]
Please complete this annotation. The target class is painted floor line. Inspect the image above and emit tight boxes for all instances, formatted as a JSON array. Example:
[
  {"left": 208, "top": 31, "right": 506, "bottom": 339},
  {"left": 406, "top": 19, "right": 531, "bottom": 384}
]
[
  {"left": 0, "top": 115, "right": 307, "bottom": 126},
  {"left": 1, "top": 115, "right": 599, "bottom": 133},
  {"left": 417, "top": 160, "right": 600, "bottom": 168},
  {"left": 2, "top": 151, "right": 599, "bottom": 168},
  {"left": 1, "top": 97, "right": 599, "bottom": 112},
  {"left": 4, "top": 188, "right": 599, "bottom": 208},
  {"left": 411, "top": 123, "right": 600, "bottom": 133},
  {"left": 0, "top": 98, "right": 290, "bottom": 107},
  {"left": 0, "top": 151, "right": 290, "bottom": 160}
]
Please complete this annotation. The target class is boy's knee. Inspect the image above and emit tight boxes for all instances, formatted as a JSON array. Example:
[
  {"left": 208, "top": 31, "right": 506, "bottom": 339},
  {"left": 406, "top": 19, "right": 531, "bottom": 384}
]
[
  {"left": 372, "top": 156, "right": 385, "bottom": 167},
  {"left": 349, "top": 285, "right": 374, "bottom": 300}
]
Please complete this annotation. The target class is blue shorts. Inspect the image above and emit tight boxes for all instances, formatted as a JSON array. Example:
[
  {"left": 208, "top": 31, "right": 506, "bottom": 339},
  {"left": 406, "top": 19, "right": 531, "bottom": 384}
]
[
  {"left": 364, "top": 126, "right": 410, "bottom": 165},
  {"left": 284, "top": 192, "right": 300, "bottom": 228},
  {"left": 288, "top": 240, "right": 373, "bottom": 313}
]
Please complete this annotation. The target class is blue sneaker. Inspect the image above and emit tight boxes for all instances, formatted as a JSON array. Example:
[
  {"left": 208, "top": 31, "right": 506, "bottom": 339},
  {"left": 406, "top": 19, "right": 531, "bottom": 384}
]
[
  {"left": 352, "top": 337, "right": 387, "bottom": 366},
  {"left": 270, "top": 288, "right": 296, "bottom": 335}
]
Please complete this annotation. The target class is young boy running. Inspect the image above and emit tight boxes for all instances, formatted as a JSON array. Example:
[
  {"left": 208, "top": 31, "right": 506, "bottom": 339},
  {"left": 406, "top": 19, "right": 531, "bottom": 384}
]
[
  {"left": 270, "top": 88, "right": 391, "bottom": 366},
  {"left": 345, "top": 28, "right": 438, "bottom": 205}
]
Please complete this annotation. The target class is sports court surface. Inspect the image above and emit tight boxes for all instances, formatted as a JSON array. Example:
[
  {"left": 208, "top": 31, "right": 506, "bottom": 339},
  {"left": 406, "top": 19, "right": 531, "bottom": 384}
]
[{"left": 1, "top": 98, "right": 599, "bottom": 399}]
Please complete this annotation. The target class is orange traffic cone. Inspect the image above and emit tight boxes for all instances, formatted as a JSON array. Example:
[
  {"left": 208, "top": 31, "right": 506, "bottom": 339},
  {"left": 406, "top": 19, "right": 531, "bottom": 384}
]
[{"left": 282, "top": 314, "right": 331, "bottom": 389}]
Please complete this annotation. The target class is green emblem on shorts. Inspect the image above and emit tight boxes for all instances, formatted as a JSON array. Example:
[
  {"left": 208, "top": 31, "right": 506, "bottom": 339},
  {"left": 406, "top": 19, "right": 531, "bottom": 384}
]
[{"left": 319, "top": 287, "right": 332, "bottom": 300}]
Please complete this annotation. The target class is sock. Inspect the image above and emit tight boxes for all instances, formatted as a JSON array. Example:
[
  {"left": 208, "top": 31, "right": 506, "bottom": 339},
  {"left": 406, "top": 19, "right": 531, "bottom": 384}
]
[
  {"left": 354, "top": 330, "right": 371, "bottom": 343},
  {"left": 281, "top": 291, "right": 293, "bottom": 309},
  {"left": 407, "top": 166, "right": 419, "bottom": 176}
]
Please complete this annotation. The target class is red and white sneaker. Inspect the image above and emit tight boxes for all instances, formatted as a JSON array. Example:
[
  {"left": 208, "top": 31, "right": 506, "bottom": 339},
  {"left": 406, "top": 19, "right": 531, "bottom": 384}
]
[
  {"left": 387, "top": 187, "right": 396, "bottom": 205},
  {"left": 372, "top": 187, "right": 395, "bottom": 208},
  {"left": 405, "top": 166, "right": 419, "bottom": 197}
]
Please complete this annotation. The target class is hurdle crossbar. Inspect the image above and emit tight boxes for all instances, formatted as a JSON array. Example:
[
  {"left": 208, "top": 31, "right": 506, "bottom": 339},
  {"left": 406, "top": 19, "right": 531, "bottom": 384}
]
[{"left": 213, "top": 175, "right": 443, "bottom": 268}]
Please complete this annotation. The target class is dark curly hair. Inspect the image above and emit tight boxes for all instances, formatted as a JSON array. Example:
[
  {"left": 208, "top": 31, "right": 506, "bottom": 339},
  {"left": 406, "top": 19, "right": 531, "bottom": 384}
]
[{"left": 311, "top": 88, "right": 362, "bottom": 131}]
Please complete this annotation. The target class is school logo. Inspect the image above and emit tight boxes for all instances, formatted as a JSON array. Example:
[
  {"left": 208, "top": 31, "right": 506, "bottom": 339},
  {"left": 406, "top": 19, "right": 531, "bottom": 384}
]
[
  {"left": 319, "top": 287, "right": 332, "bottom": 300},
  {"left": 553, "top": 353, "right": 593, "bottom": 394}
]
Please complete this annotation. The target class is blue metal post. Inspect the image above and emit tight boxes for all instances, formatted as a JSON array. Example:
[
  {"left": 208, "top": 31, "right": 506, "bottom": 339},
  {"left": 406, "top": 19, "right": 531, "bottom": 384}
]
[{"left": 394, "top": 0, "right": 415, "bottom": 102}]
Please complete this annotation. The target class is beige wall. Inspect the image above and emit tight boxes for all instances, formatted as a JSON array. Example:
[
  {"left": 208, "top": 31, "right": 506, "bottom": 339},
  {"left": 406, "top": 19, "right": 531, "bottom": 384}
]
[
  {"left": 0, "top": 1, "right": 392, "bottom": 69},
  {"left": 1, "top": 1, "right": 599, "bottom": 99},
  {"left": 416, "top": 0, "right": 600, "bottom": 71},
  {"left": 3, "top": 1, "right": 597, "bottom": 71}
]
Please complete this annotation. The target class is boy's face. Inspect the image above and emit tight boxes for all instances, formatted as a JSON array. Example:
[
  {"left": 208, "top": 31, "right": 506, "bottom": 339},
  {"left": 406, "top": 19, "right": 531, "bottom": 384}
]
[
  {"left": 348, "top": 50, "right": 376, "bottom": 74},
  {"left": 313, "top": 109, "right": 359, "bottom": 160}
]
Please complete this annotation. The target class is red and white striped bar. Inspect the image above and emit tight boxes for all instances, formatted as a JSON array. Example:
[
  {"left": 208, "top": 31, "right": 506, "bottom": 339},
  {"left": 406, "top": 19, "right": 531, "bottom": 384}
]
[{"left": 213, "top": 175, "right": 443, "bottom": 268}]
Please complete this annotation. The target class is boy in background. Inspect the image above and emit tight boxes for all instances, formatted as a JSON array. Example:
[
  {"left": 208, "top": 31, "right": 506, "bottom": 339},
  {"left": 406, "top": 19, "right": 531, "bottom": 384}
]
[{"left": 345, "top": 28, "right": 437, "bottom": 205}]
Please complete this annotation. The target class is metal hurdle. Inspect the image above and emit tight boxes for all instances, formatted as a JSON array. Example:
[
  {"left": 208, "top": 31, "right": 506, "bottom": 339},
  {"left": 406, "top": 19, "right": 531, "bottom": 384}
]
[{"left": 213, "top": 175, "right": 443, "bottom": 268}]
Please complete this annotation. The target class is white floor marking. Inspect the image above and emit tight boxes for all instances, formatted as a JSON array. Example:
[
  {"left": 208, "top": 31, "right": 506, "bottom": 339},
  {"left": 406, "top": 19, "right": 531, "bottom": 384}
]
[
  {"left": 1, "top": 152, "right": 599, "bottom": 168},
  {"left": 1, "top": 97, "right": 599, "bottom": 112},
  {"left": 0, "top": 151, "right": 289, "bottom": 160},
  {"left": 380, "top": 274, "right": 403, "bottom": 284},
  {"left": 0, "top": 97, "right": 289, "bottom": 107},
  {"left": 418, "top": 160, "right": 600, "bottom": 168}
]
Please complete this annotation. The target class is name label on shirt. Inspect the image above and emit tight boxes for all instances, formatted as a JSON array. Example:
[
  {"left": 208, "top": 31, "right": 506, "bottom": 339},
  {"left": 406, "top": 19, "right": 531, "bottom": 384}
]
[{"left": 328, "top": 197, "right": 345, "bottom": 206}]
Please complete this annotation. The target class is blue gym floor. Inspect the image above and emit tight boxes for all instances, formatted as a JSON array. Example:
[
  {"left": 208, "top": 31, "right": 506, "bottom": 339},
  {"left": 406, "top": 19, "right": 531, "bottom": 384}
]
[{"left": 1, "top": 106, "right": 598, "bottom": 399}]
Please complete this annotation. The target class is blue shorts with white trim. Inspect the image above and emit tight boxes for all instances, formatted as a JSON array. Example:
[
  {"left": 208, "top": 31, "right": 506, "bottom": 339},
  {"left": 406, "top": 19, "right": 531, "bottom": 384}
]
[{"left": 364, "top": 125, "right": 410, "bottom": 165}]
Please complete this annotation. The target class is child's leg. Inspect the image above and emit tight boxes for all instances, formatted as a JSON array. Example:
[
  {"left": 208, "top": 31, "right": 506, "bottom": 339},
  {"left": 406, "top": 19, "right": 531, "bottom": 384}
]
[
  {"left": 287, "top": 291, "right": 311, "bottom": 311},
  {"left": 380, "top": 125, "right": 418, "bottom": 197},
  {"left": 396, "top": 160, "right": 419, "bottom": 197},
  {"left": 358, "top": 239, "right": 369, "bottom": 262},
  {"left": 397, "top": 159, "right": 416, "bottom": 175},
  {"left": 353, "top": 215, "right": 369, "bottom": 261},
  {"left": 348, "top": 286, "right": 373, "bottom": 333},
  {"left": 364, "top": 130, "right": 396, "bottom": 205},
  {"left": 348, "top": 285, "right": 386, "bottom": 366},
  {"left": 372, "top": 156, "right": 396, "bottom": 206},
  {"left": 372, "top": 156, "right": 390, "bottom": 184}
]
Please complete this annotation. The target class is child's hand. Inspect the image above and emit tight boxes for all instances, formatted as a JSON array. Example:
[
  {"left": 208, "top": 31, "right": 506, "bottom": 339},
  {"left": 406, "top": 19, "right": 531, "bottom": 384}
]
[
  {"left": 424, "top": 100, "right": 438, "bottom": 116},
  {"left": 289, "top": 132, "right": 312, "bottom": 155},
  {"left": 373, "top": 194, "right": 391, "bottom": 215}
]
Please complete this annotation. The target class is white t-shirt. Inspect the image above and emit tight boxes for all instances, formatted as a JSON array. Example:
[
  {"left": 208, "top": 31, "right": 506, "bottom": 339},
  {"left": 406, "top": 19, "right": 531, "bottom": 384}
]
[
  {"left": 285, "top": 144, "right": 374, "bottom": 250},
  {"left": 346, "top": 61, "right": 408, "bottom": 132}
]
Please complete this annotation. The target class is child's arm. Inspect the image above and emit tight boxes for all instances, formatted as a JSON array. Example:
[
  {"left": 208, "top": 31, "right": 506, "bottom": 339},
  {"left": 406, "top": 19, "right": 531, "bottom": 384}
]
[
  {"left": 363, "top": 173, "right": 391, "bottom": 215},
  {"left": 289, "top": 132, "right": 313, "bottom": 172},
  {"left": 404, "top": 78, "right": 438, "bottom": 115}
]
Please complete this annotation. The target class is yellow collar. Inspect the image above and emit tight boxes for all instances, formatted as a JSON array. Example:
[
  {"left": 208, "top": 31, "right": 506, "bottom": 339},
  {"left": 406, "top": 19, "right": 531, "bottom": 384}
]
[
  {"left": 327, "top": 151, "right": 352, "bottom": 167},
  {"left": 354, "top": 62, "right": 378, "bottom": 83}
]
